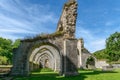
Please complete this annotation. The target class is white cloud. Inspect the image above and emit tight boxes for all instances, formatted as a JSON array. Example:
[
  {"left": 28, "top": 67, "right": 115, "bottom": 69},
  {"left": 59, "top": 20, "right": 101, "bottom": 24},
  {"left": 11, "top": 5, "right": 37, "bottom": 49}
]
[
  {"left": 87, "top": 39, "right": 105, "bottom": 53},
  {"left": 1, "top": 0, "right": 116, "bottom": 53},
  {"left": 84, "top": 38, "right": 106, "bottom": 53},
  {"left": 0, "top": 33, "right": 22, "bottom": 41},
  {"left": 76, "top": 25, "right": 106, "bottom": 53},
  {"left": 76, "top": 26, "right": 93, "bottom": 40},
  {"left": 0, "top": 0, "right": 58, "bottom": 40},
  {"left": 0, "top": 0, "right": 25, "bottom": 15},
  {"left": 105, "top": 21, "right": 114, "bottom": 26},
  {"left": 0, "top": 29, "right": 37, "bottom": 34}
]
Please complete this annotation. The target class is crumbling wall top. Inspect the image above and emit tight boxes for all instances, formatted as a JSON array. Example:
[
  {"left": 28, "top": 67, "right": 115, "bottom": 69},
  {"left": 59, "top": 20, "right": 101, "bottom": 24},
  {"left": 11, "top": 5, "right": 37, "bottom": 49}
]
[{"left": 57, "top": 0, "right": 78, "bottom": 38}]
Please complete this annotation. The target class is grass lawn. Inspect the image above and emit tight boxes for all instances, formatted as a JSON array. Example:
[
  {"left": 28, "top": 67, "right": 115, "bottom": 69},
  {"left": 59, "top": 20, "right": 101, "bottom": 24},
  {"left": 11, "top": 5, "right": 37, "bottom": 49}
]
[{"left": 1, "top": 68, "right": 120, "bottom": 80}]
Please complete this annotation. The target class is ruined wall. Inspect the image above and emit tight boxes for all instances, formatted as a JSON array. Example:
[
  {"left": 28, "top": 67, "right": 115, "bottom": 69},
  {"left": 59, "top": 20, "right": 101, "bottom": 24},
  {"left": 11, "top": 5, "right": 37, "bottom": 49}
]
[
  {"left": 63, "top": 39, "right": 78, "bottom": 76},
  {"left": 11, "top": 0, "right": 79, "bottom": 76},
  {"left": 95, "top": 60, "right": 109, "bottom": 69},
  {"left": 11, "top": 36, "right": 64, "bottom": 75},
  {"left": 57, "top": 0, "right": 77, "bottom": 38},
  {"left": 77, "top": 38, "right": 96, "bottom": 69}
]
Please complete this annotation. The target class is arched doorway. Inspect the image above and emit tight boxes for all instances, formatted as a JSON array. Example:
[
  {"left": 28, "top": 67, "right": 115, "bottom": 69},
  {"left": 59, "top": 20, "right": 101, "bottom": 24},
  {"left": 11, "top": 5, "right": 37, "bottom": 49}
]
[
  {"left": 28, "top": 44, "right": 61, "bottom": 73},
  {"left": 86, "top": 56, "right": 95, "bottom": 69}
]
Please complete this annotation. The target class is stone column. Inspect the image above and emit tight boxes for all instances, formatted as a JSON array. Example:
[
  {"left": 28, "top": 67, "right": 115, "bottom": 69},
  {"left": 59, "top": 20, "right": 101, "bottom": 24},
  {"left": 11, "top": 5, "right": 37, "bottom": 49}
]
[
  {"left": 77, "top": 39, "right": 83, "bottom": 68},
  {"left": 63, "top": 39, "right": 78, "bottom": 76}
]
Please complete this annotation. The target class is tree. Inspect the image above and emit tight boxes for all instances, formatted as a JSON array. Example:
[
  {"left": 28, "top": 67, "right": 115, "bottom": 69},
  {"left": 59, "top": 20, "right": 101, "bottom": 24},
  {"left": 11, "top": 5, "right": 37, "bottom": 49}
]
[
  {"left": 86, "top": 56, "right": 95, "bottom": 65},
  {"left": 0, "top": 37, "right": 20, "bottom": 64},
  {"left": 12, "top": 39, "right": 21, "bottom": 49},
  {"left": 0, "top": 56, "right": 8, "bottom": 65},
  {"left": 93, "top": 49, "right": 108, "bottom": 60},
  {"left": 106, "top": 32, "right": 120, "bottom": 61},
  {"left": 0, "top": 38, "right": 12, "bottom": 57},
  {"left": 0, "top": 37, "right": 13, "bottom": 64}
]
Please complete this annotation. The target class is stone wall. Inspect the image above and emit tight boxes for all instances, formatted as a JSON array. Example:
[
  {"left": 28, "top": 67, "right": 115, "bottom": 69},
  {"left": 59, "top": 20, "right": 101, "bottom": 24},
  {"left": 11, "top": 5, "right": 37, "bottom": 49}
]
[
  {"left": 10, "top": 0, "right": 98, "bottom": 76},
  {"left": 57, "top": 0, "right": 77, "bottom": 38},
  {"left": 10, "top": 0, "right": 79, "bottom": 76},
  {"left": 77, "top": 38, "right": 96, "bottom": 69},
  {"left": 112, "top": 64, "right": 120, "bottom": 68},
  {"left": 95, "top": 60, "right": 109, "bottom": 69},
  {"left": 63, "top": 39, "right": 78, "bottom": 76}
]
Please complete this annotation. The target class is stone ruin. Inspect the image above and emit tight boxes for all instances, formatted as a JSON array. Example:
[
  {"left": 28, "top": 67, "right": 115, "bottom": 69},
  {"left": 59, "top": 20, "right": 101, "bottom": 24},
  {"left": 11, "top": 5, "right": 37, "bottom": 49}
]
[{"left": 10, "top": 0, "right": 96, "bottom": 76}]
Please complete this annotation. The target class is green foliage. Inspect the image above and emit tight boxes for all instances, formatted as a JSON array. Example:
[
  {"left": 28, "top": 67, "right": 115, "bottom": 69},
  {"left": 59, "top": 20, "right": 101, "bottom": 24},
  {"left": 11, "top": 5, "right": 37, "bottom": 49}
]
[
  {"left": 86, "top": 56, "right": 95, "bottom": 66},
  {"left": 12, "top": 39, "right": 21, "bottom": 49},
  {"left": 0, "top": 37, "right": 20, "bottom": 64},
  {"left": 0, "top": 37, "right": 13, "bottom": 64},
  {"left": 22, "top": 31, "right": 64, "bottom": 42},
  {"left": 93, "top": 49, "right": 108, "bottom": 60},
  {"left": 106, "top": 32, "right": 120, "bottom": 61},
  {"left": 0, "top": 56, "right": 8, "bottom": 65},
  {"left": 93, "top": 32, "right": 120, "bottom": 62}
]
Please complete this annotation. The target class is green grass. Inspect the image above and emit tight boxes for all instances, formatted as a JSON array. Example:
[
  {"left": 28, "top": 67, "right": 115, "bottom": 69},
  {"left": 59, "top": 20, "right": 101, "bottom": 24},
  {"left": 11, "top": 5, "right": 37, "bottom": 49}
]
[
  {"left": 1, "top": 68, "right": 120, "bottom": 80},
  {"left": 31, "top": 68, "right": 54, "bottom": 73}
]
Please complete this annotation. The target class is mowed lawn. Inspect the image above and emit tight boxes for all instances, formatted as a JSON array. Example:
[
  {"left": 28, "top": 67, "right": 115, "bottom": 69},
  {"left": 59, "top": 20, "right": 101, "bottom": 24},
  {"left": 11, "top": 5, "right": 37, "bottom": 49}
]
[{"left": 2, "top": 68, "right": 120, "bottom": 80}]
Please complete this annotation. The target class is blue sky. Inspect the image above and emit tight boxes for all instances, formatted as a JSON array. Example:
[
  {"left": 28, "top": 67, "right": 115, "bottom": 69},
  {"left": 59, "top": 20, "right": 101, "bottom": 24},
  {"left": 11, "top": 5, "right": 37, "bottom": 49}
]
[{"left": 0, "top": 0, "right": 120, "bottom": 53}]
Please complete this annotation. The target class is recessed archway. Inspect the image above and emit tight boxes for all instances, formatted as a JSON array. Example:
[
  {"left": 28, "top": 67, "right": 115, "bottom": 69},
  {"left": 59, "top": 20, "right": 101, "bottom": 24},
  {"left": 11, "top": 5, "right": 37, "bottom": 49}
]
[
  {"left": 28, "top": 44, "right": 61, "bottom": 73},
  {"left": 10, "top": 0, "right": 79, "bottom": 76},
  {"left": 86, "top": 56, "right": 95, "bottom": 69}
]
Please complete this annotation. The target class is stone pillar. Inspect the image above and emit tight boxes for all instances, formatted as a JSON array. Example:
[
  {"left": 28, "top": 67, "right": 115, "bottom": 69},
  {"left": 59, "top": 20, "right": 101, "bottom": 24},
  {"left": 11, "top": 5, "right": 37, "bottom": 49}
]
[
  {"left": 10, "top": 42, "right": 30, "bottom": 76},
  {"left": 63, "top": 39, "right": 78, "bottom": 76},
  {"left": 77, "top": 39, "right": 83, "bottom": 68}
]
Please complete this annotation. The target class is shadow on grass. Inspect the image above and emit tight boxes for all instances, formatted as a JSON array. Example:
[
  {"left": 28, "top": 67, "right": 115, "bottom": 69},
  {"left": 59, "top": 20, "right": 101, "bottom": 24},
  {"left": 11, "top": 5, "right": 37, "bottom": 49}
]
[
  {"left": 1, "top": 70, "right": 118, "bottom": 80},
  {"left": 56, "top": 70, "right": 118, "bottom": 80},
  {"left": 80, "top": 69, "right": 118, "bottom": 76},
  {"left": 26, "top": 73, "right": 86, "bottom": 80}
]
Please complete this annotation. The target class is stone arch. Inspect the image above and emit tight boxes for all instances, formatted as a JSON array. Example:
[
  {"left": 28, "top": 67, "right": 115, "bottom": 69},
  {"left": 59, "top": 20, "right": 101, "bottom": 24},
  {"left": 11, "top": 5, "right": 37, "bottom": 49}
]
[
  {"left": 85, "top": 56, "right": 96, "bottom": 69},
  {"left": 11, "top": 0, "right": 79, "bottom": 76},
  {"left": 28, "top": 43, "right": 61, "bottom": 73},
  {"left": 35, "top": 51, "right": 54, "bottom": 69}
]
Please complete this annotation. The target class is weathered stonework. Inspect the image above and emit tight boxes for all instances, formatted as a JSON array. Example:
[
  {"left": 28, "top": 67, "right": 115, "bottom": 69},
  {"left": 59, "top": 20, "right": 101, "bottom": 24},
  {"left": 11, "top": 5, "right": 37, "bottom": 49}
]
[
  {"left": 77, "top": 38, "right": 96, "bottom": 69},
  {"left": 63, "top": 39, "right": 78, "bottom": 76},
  {"left": 57, "top": 0, "right": 77, "bottom": 38},
  {"left": 10, "top": 0, "right": 96, "bottom": 76}
]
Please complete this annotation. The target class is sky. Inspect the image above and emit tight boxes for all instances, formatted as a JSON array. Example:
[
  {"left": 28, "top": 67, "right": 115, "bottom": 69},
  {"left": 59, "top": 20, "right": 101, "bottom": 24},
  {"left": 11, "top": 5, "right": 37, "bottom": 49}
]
[{"left": 0, "top": 0, "right": 120, "bottom": 53}]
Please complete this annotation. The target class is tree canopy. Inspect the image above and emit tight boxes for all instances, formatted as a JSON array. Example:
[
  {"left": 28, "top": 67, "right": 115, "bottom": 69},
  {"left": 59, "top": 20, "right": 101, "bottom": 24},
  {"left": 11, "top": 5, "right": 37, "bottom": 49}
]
[
  {"left": 0, "top": 37, "right": 20, "bottom": 64},
  {"left": 93, "top": 49, "right": 107, "bottom": 60},
  {"left": 106, "top": 32, "right": 120, "bottom": 61},
  {"left": 93, "top": 32, "right": 120, "bottom": 63}
]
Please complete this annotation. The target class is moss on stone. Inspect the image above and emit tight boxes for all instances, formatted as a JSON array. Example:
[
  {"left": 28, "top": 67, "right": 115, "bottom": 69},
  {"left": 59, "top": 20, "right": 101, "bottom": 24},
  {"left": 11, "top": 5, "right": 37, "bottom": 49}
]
[{"left": 21, "top": 31, "right": 64, "bottom": 42}]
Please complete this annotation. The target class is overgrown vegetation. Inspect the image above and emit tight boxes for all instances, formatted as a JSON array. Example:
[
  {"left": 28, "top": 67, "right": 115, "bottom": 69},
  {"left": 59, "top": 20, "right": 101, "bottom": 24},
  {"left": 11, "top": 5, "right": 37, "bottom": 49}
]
[
  {"left": 86, "top": 56, "right": 95, "bottom": 66},
  {"left": 22, "top": 31, "right": 64, "bottom": 42},
  {"left": 93, "top": 32, "right": 120, "bottom": 63},
  {"left": 93, "top": 49, "right": 108, "bottom": 60},
  {"left": 0, "top": 37, "right": 20, "bottom": 65},
  {"left": 106, "top": 32, "right": 120, "bottom": 62},
  {"left": 0, "top": 56, "right": 8, "bottom": 65}
]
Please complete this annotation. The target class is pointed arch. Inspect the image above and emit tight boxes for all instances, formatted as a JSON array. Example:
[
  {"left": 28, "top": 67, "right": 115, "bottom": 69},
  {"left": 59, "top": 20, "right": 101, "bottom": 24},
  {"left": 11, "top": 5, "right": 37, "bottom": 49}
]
[{"left": 28, "top": 44, "right": 62, "bottom": 72}]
